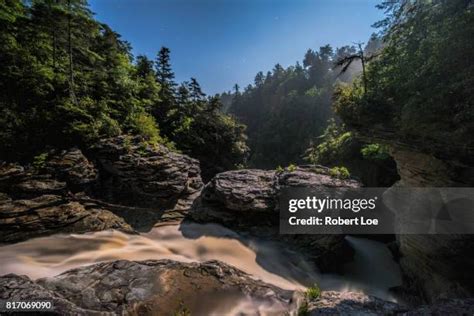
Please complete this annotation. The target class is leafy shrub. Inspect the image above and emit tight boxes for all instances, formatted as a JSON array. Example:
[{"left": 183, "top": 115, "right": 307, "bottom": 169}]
[
  {"left": 305, "top": 284, "right": 321, "bottom": 300},
  {"left": 305, "top": 119, "right": 355, "bottom": 166},
  {"left": 329, "top": 166, "right": 350, "bottom": 179},
  {"left": 63, "top": 98, "right": 122, "bottom": 144},
  {"left": 128, "top": 112, "right": 161, "bottom": 142},
  {"left": 32, "top": 152, "right": 49, "bottom": 170},
  {"left": 297, "top": 301, "right": 309, "bottom": 316},
  {"left": 287, "top": 163, "right": 297, "bottom": 172},
  {"left": 361, "top": 143, "right": 390, "bottom": 160},
  {"left": 123, "top": 136, "right": 133, "bottom": 153}
]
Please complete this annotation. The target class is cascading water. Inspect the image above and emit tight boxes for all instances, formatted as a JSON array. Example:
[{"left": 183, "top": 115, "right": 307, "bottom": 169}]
[{"left": 0, "top": 222, "right": 402, "bottom": 307}]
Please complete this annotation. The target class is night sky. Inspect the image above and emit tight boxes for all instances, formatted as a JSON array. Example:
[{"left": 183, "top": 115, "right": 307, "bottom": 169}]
[{"left": 89, "top": 0, "right": 384, "bottom": 94}]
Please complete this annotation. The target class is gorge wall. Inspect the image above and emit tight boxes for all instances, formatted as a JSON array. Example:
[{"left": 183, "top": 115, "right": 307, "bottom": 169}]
[{"left": 382, "top": 143, "right": 474, "bottom": 303}]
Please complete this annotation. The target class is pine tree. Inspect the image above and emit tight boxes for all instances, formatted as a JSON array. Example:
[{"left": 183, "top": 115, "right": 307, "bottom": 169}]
[
  {"left": 155, "top": 46, "right": 176, "bottom": 104},
  {"left": 188, "top": 77, "right": 205, "bottom": 102},
  {"left": 136, "top": 55, "right": 155, "bottom": 78},
  {"left": 254, "top": 71, "right": 264, "bottom": 87}
]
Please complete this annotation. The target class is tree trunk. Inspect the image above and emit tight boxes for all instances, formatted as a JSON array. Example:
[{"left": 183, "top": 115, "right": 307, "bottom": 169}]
[{"left": 67, "top": 0, "right": 76, "bottom": 103}]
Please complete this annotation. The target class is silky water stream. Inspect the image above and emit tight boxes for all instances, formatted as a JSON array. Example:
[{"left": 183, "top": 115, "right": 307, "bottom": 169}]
[{"left": 0, "top": 222, "right": 402, "bottom": 314}]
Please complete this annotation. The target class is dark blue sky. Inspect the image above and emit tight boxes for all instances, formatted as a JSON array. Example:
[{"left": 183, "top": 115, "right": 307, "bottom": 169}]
[{"left": 89, "top": 0, "right": 383, "bottom": 94}]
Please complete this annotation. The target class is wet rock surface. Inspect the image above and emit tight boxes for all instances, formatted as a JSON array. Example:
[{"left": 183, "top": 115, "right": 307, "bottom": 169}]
[
  {"left": 0, "top": 259, "right": 300, "bottom": 315},
  {"left": 189, "top": 166, "right": 360, "bottom": 271}
]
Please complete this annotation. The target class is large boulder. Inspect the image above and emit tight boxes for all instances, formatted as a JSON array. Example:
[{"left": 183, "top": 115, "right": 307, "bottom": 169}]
[
  {"left": 90, "top": 136, "right": 203, "bottom": 211},
  {"left": 189, "top": 166, "right": 360, "bottom": 271},
  {"left": 191, "top": 166, "right": 360, "bottom": 224},
  {"left": 0, "top": 260, "right": 300, "bottom": 315}
]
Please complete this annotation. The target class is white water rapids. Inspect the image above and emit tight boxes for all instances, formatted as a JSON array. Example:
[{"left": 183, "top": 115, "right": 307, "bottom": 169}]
[{"left": 0, "top": 222, "right": 402, "bottom": 313}]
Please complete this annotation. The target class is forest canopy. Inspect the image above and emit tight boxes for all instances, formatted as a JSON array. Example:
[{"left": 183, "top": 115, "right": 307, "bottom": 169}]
[
  {"left": 0, "top": 0, "right": 247, "bottom": 180},
  {"left": 334, "top": 0, "right": 474, "bottom": 163},
  {"left": 1, "top": 0, "right": 472, "bottom": 184},
  {"left": 226, "top": 43, "right": 374, "bottom": 169}
]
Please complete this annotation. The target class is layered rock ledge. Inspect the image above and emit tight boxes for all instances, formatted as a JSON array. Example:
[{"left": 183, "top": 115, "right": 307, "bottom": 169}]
[
  {"left": 188, "top": 166, "right": 360, "bottom": 271},
  {"left": 0, "top": 136, "right": 204, "bottom": 243},
  {"left": 90, "top": 136, "right": 203, "bottom": 210}
]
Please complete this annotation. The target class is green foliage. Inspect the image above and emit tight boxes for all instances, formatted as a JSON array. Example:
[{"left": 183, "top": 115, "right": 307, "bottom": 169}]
[
  {"left": 0, "top": 0, "right": 248, "bottom": 179},
  {"left": 136, "top": 141, "right": 149, "bottom": 156},
  {"left": 305, "top": 119, "right": 355, "bottom": 166},
  {"left": 32, "top": 153, "right": 49, "bottom": 170},
  {"left": 171, "top": 105, "right": 248, "bottom": 181},
  {"left": 304, "top": 119, "right": 399, "bottom": 186},
  {"left": 335, "top": 0, "right": 474, "bottom": 160},
  {"left": 305, "top": 284, "right": 321, "bottom": 300},
  {"left": 228, "top": 44, "right": 361, "bottom": 169},
  {"left": 297, "top": 302, "right": 309, "bottom": 316},
  {"left": 123, "top": 136, "right": 133, "bottom": 153},
  {"left": 276, "top": 165, "right": 284, "bottom": 172},
  {"left": 361, "top": 143, "right": 390, "bottom": 161},
  {"left": 287, "top": 163, "right": 297, "bottom": 172},
  {"left": 172, "top": 301, "right": 191, "bottom": 316},
  {"left": 127, "top": 111, "right": 164, "bottom": 146},
  {"left": 329, "top": 166, "right": 350, "bottom": 179},
  {"left": 62, "top": 98, "right": 122, "bottom": 144}
]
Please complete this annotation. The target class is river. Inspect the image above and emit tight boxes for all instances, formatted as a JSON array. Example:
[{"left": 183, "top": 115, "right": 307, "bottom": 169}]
[{"left": 0, "top": 222, "right": 402, "bottom": 304}]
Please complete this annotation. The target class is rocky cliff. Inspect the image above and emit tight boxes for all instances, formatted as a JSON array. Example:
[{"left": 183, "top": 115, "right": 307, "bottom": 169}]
[
  {"left": 355, "top": 132, "right": 474, "bottom": 303},
  {"left": 0, "top": 136, "right": 204, "bottom": 243},
  {"left": 391, "top": 146, "right": 474, "bottom": 303}
]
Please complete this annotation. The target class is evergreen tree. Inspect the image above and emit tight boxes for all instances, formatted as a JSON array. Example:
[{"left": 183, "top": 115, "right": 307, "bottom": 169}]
[
  {"left": 135, "top": 55, "right": 155, "bottom": 78},
  {"left": 188, "top": 77, "right": 205, "bottom": 102},
  {"left": 155, "top": 46, "right": 176, "bottom": 105},
  {"left": 254, "top": 71, "right": 264, "bottom": 87}
]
